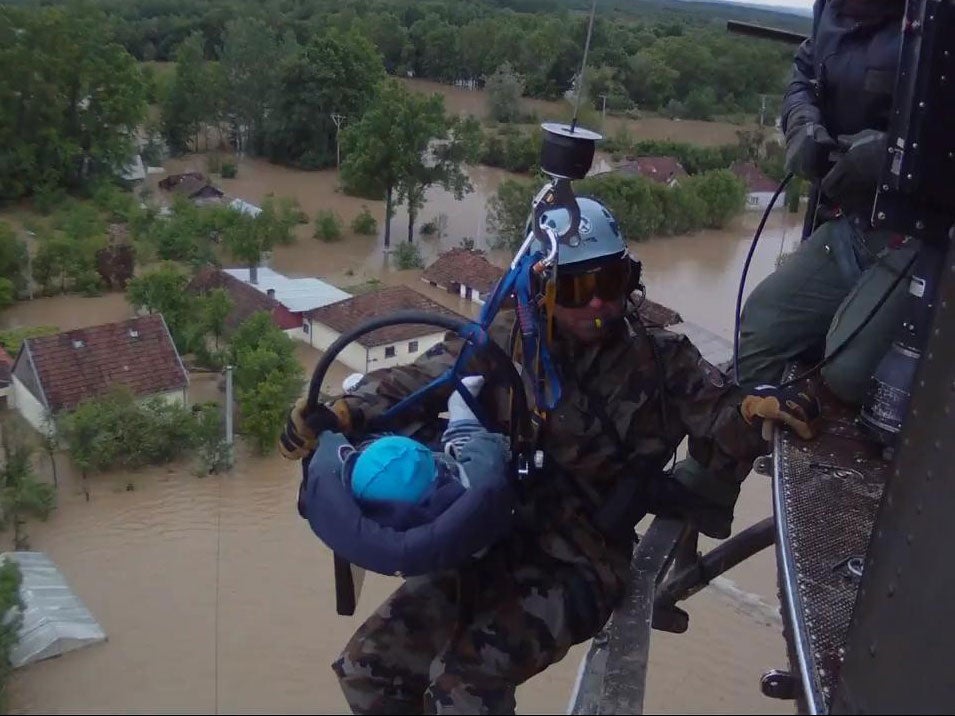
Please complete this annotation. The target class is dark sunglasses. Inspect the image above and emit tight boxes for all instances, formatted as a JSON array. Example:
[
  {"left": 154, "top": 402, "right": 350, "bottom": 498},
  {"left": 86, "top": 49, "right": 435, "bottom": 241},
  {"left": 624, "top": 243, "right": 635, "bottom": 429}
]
[{"left": 554, "top": 259, "right": 632, "bottom": 308}]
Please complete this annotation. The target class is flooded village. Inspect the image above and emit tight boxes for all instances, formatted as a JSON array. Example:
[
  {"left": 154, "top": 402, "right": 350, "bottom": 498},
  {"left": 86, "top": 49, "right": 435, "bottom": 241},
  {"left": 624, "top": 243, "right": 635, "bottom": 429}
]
[{"left": 1, "top": 72, "right": 803, "bottom": 714}]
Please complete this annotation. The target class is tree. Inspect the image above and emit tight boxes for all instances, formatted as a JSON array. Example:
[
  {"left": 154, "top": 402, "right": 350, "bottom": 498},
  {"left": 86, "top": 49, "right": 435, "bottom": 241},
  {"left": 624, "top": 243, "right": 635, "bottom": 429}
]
[
  {"left": 485, "top": 63, "right": 525, "bottom": 123},
  {"left": 200, "top": 288, "right": 232, "bottom": 350},
  {"left": 267, "top": 30, "right": 385, "bottom": 169},
  {"left": 685, "top": 169, "right": 747, "bottom": 229},
  {"left": 342, "top": 80, "right": 479, "bottom": 247},
  {"left": 219, "top": 17, "right": 283, "bottom": 155},
  {"left": 193, "top": 402, "right": 230, "bottom": 475},
  {"left": 0, "top": 223, "right": 28, "bottom": 296},
  {"left": 60, "top": 388, "right": 201, "bottom": 479},
  {"left": 0, "top": 280, "right": 14, "bottom": 310},
  {"left": 161, "top": 32, "right": 208, "bottom": 153},
  {"left": 397, "top": 113, "right": 481, "bottom": 243},
  {"left": 0, "top": 417, "right": 56, "bottom": 550},
  {"left": 0, "top": 4, "right": 146, "bottom": 200},
  {"left": 229, "top": 313, "right": 303, "bottom": 455},
  {"left": 126, "top": 264, "right": 193, "bottom": 349},
  {"left": 486, "top": 178, "right": 536, "bottom": 251}
]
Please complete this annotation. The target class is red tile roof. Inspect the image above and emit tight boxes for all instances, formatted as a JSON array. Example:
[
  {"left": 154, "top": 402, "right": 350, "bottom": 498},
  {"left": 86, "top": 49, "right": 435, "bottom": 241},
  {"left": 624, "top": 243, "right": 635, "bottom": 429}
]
[
  {"left": 307, "top": 286, "right": 466, "bottom": 348},
  {"left": 22, "top": 315, "right": 188, "bottom": 412},
  {"left": 187, "top": 266, "right": 280, "bottom": 333},
  {"left": 422, "top": 248, "right": 505, "bottom": 295},
  {"left": 730, "top": 161, "right": 779, "bottom": 193},
  {"left": 615, "top": 156, "right": 688, "bottom": 184}
]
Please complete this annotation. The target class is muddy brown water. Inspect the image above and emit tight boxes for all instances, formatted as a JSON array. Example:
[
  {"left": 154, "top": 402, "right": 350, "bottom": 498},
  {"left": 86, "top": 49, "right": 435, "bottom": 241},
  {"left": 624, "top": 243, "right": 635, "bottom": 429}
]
[
  {"left": 3, "top": 154, "right": 802, "bottom": 713},
  {"left": 400, "top": 79, "right": 756, "bottom": 148}
]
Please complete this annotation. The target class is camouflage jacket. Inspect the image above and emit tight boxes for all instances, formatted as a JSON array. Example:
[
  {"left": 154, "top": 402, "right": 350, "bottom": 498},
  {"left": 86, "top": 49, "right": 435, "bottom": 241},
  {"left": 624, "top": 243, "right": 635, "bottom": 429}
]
[{"left": 334, "top": 309, "right": 765, "bottom": 589}]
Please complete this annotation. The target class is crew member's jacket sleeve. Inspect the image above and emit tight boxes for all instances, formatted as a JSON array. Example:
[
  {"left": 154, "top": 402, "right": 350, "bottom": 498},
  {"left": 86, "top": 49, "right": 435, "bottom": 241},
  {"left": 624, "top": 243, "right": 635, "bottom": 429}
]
[
  {"left": 655, "top": 332, "right": 767, "bottom": 497},
  {"left": 780, "top": 0, "right": 824, "bottom": 132}
]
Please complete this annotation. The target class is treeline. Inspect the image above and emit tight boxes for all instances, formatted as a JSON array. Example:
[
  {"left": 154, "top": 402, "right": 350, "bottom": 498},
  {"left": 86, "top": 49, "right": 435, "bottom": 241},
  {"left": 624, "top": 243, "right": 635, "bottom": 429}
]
[
  {"left": 488, "top": 169, "right": 747, "bottom": 250},
  {"left": 75, "top": 0, "right": 791, "bottom": 116}
]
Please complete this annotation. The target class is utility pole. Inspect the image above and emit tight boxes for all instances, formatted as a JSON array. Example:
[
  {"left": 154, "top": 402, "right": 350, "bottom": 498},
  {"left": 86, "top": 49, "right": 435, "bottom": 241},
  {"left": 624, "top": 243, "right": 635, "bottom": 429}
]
[
  {"left": 759, "top": 94, "right": 768, "bottom": 127},
  {"left": 224, "top": 364, "right": 234, "bottom": 468},
  {"left": 331, "top": 113, "right": 346, "bottom": 168},
  {"left": 599, "top": 94, "right": 608, "bottom": 127}
]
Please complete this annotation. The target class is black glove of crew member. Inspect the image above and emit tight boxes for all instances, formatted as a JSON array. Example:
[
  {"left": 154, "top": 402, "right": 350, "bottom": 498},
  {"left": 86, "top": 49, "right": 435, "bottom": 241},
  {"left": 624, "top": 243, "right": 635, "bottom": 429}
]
[
  {"left": 785, "top": 109, "right": 838, "bottom": 179},
  {"left": 821, "top": 129, "right": 887, "bottom": 213}
]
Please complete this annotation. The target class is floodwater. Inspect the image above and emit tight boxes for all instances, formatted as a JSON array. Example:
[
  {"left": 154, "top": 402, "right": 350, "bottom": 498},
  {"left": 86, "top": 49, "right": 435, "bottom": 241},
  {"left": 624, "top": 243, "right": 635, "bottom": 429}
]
[
  {"left": 400, "top": 78, "right": 756, "bottom": 147},
  {"left": 4, "top": 152, "right": 803, "bottom": 714}
]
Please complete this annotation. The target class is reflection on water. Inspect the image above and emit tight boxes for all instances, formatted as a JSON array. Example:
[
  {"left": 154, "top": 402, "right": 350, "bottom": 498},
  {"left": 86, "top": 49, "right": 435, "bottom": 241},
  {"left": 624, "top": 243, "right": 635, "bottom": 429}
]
[
  {"left": 5, "top": 151, "right": 801, "bottom": 714},
  {"left": 640, "top": 210, "right": 803, "bottom": 339}
]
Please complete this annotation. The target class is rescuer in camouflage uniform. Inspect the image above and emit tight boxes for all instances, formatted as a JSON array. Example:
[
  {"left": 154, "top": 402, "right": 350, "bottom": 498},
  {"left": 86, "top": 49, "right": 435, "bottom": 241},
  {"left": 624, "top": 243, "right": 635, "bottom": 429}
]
[{"left": 281, "top": 198, "right": 819, "bottom": 714}]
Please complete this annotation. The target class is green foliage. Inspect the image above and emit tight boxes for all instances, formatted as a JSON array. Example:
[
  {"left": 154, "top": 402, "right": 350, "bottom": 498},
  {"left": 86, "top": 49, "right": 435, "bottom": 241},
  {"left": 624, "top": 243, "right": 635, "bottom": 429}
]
[
  {"left": 480, "top": 126, "right": 540, "bottom": 174},
  {"left": 125, "top": 263, "right": 196, "bottom": 350},
  {"left": 220, "top": 17, "right": 295, "bottom": 156},
  {"left": 0, "top": 222, "right": 29, "bottom": 295},
  {"left": 30, "top": 201, "right": 109, "bottom": 296},
  {"left": 192, "top": 402, "right": 231, "bottom": 475},
  {"left": 0, "top": 3, "right": 147, "bottom": 201},
  {"left": 229, "top": 313, "right": 303, "bottom": 454},
  {"left": 685, "top": 169, "right": 747, "bottom": 228},
  {"left": 342, "top": 78, "right": 480, "bottom": 244},
  {"left": 0, "top": 417, "right": 57, "bottom": 551},
  {"left": 313, "top": 210, "right": 343, "bottom": 242},
  {"left": 392, "top": 242, "right": 424, "bottom": 270},
  {"left": 575, "top": 169, "right": 746, "bottom": 240},
  {"left": 60, "top": 387, "right": 207, "bottom": 475},
  {"left": 161, "top": 31, "right": 217, "bottom": 153},
  {"left": 0, "top": 559, "right": 23, "bottom": 712},
  {"left": 486, "top": 178, "right": 536, "bottom": 251},
  {"left": 601, "top": 137, "right": 743, "bottom": 175},
  {"left": 207, "top": 153, "right": 223, "bottom": 174},
  {"left": 0, "top": 325, "right": 59, "bottom": 354},
  {"left": 0, "top": 279, "right": 14, "bottom": 310},
  {"left": 266, "top": 30, "right": 385, "bottom": 169},
  {"left": 351, "top": 207, "right": 378, "bottom": 236},
  {"left": 90, "top": 183, "right": 141, "bottom": 224},
  {"left": 221, "top": 160, "right": 238, "bottom": 178},
  {"left": 485, "top": 63, "right": 525, "bottom": 123}
]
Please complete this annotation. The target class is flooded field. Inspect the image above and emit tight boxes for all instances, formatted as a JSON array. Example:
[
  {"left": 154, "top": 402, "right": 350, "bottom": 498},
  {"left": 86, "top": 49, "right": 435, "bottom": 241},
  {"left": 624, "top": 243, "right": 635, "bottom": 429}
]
[
  {"left": 400, "top": 78, "right": 758, "bottom": 147},
  {"left": 3, "top": 148, "right": 802, "bottom": 714}
]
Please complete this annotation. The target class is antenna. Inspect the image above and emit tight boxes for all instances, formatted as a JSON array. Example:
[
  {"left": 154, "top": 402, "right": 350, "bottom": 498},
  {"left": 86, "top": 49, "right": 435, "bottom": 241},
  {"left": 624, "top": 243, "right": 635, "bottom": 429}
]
[{"left": 571, "top": 0, "right": 599, "bottom": 133}]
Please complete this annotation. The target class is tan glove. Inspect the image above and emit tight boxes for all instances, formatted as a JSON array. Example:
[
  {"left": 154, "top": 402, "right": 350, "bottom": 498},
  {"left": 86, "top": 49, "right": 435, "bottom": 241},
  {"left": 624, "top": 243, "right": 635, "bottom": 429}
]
[
  {"left": 279, "top": 398, "right": 351, "bottom": 460},
  {"left": 741, "top": 384, "right": 822, "bottom": 441}
]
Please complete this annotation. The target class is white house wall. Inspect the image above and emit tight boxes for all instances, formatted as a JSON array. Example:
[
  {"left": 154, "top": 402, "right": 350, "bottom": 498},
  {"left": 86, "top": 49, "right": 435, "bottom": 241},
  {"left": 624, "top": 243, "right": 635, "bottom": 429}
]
[
  {"left": 286, "top": 326, "right": 310, "bottom": 345},
  {"left": 365, "top": 332, "right": 445, "bottom": 372},
  {"left": 147, "top": 389, "right": 187, "bottom": 408},
  {"left": 308, "top": 321, "right": 370, "bottom": 373},
  {"left": 746, "top": 192, "right": 782, "bottom": 211},
  {"left": 11, "top": 376, "right": 47, "bottom": 433}
]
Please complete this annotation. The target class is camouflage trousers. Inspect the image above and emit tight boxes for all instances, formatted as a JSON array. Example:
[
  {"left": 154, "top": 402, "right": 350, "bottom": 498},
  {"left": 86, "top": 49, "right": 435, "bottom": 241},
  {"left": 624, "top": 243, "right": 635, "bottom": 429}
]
[{"left": 333, "top": 544, "right": 623, "bottom": 715}]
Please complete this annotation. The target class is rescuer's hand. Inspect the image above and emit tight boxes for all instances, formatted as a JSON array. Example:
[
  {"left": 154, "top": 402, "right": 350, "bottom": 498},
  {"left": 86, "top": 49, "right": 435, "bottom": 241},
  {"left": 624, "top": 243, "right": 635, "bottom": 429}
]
[
  {"left": 821, "top": 129, "right": 887, "bottom": 211},
  {"left": 785, "top": 111, "right": 838, "bottom": 179},
  {"left": 279, "top": 398, "right": 344, "bottom": 460},
  {"left": 741, "top": 384, "right": 822, "bottom": 441}
]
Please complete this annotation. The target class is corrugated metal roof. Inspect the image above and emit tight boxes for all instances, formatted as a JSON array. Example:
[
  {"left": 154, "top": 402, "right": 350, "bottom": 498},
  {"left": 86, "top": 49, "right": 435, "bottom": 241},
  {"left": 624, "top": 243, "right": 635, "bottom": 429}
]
[
  {"left": 2, "top": 551, "right": 107, "bottom": 668},
  {"left": 222, "top": 267, "right": 351, "bottom": 314}
]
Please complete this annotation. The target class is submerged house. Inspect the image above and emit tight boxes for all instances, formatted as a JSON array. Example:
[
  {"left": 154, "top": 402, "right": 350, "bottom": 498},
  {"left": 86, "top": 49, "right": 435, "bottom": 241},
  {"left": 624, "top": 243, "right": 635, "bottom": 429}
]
[{"left": 9, "top": 315, "right": 189, "bottom": 433}]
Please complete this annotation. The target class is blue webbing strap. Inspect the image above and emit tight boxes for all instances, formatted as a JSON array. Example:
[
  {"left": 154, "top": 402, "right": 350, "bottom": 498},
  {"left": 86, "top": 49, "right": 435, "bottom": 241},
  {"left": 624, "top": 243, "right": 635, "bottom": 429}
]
[{"left": 376, "top": 251, "right": 562, "bottom": 427}]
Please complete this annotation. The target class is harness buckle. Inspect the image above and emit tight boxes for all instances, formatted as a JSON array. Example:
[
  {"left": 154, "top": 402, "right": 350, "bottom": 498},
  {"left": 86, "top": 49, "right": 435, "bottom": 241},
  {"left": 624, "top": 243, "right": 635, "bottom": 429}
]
[{"left": 517, "top": 454, "right": 531, "bottom": 478}]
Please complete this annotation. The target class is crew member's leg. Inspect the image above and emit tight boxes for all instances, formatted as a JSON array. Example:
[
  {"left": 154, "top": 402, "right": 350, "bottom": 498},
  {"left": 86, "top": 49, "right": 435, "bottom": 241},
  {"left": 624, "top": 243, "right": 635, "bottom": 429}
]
[
  {"left": 334, "top": 574, "right": 458, "bottom": 714},
  {"left": 738, "top": 218, "right": 863, "bottom": 388}
]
